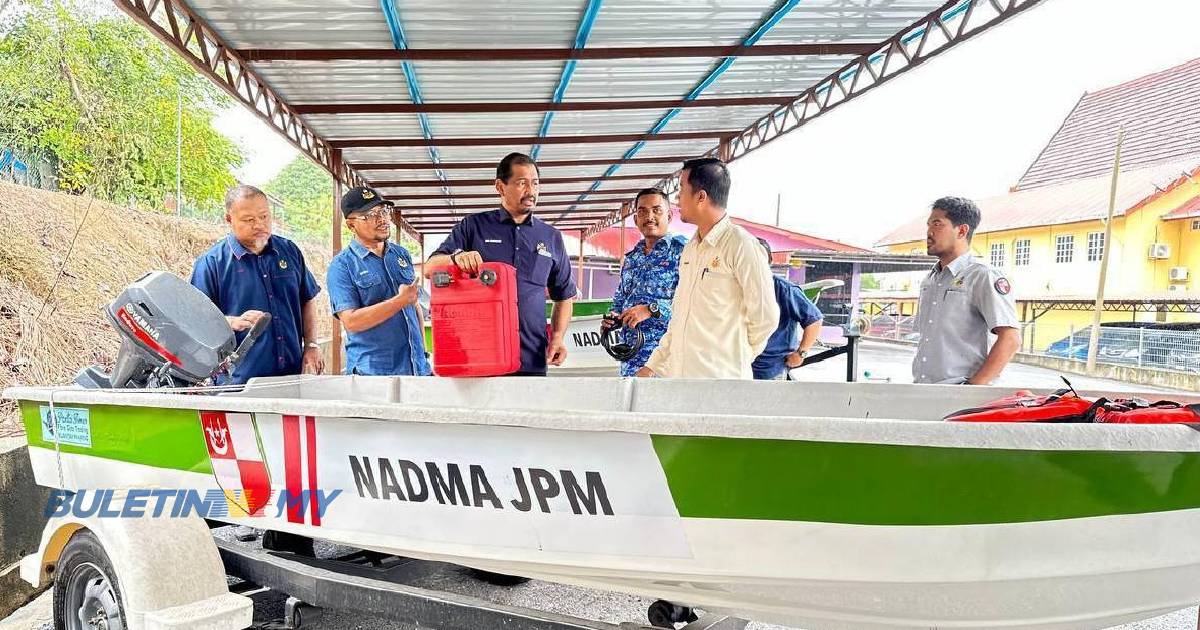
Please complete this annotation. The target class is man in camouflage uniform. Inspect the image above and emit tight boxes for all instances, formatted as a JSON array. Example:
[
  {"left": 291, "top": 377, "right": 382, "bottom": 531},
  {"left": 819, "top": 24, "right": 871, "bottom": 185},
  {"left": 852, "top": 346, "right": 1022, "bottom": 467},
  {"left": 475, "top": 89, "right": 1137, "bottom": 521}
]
[{"left": 605, "top": 188, "right": 687, "bottom": 376}]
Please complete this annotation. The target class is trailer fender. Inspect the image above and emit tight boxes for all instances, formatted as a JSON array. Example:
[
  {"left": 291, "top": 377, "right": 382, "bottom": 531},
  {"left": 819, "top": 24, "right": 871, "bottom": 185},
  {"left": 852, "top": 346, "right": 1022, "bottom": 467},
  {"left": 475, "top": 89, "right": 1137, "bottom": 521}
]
[{"left": 21, "top": 510, "right": 251, "bottom": 630}]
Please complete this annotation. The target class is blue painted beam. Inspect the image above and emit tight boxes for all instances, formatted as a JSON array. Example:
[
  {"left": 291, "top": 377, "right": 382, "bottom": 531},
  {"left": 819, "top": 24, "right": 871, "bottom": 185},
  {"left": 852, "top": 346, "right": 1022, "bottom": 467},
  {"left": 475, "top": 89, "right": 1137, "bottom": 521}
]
[
  {"left": 531, "top": 0, "right": 604, "bottom": 160},
  {"left": 380, "top": 0, "right": 453, "bottom": 203},
  {"left": 567, "top": 0, "right": 801, "bottom": 213}
]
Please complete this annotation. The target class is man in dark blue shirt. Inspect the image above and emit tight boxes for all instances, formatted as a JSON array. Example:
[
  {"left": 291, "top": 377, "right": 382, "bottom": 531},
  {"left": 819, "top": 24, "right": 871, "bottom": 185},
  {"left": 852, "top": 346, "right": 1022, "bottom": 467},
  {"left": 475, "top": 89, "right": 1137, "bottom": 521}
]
[
  {"left": 752, "top": 238, "right": 823, "bottom": 381},
  {"left": 191, "top": 185, "right": 323, "bottom": 384},
  {"left": 427, "top": 152, "right": 577, "bottom": 375},
  {"left": 326, "top": 186, "right": 430, "bottom": 376}
]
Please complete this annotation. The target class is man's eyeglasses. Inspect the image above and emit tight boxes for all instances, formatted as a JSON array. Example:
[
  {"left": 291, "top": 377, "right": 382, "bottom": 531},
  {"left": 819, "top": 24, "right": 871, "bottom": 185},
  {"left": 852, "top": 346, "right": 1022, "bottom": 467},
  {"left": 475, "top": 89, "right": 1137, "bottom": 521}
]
[
  {"left": 635, "top": 207, "right": 666, "bottom": 219},
  {"left": 350, "top": 208, "right": 391, "bottom": 222}
]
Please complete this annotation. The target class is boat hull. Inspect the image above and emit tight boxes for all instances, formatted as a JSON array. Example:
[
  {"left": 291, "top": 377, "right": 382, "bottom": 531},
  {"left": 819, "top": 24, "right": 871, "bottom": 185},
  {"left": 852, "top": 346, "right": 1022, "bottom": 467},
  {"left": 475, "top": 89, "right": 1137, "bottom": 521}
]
[{"left": 11, "top": 376, "right": 1200, "bottom": 628}]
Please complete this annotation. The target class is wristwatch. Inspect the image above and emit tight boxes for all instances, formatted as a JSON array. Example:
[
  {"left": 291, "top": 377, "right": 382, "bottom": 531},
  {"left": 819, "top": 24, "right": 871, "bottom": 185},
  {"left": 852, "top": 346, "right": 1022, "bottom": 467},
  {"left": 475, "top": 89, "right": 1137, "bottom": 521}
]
[
  {"left": 304, "top": 341, "right": 320, "bottom": 351},
  {"left": 647, "top": 302, "right": 661, "bottom": 318},
  {"left": 787, "top": 349, "right": 808, "bottom": 369}
]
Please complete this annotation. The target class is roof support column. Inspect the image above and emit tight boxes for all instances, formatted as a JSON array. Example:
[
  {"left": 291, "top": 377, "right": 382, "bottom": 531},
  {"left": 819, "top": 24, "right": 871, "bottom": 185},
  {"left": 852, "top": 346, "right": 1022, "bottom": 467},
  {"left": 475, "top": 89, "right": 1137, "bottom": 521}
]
[
  {"left": 619, "top": 202, "right": 628, "bottom": 266},
  {"left": 330, "top": 148, "right": 344, "bottom": 376},
  {"left": 577, "top": 230, "right": 586, "bottom": 297},
  {"left": 718, "top": 139, "right": 732, "bottom": 162}
]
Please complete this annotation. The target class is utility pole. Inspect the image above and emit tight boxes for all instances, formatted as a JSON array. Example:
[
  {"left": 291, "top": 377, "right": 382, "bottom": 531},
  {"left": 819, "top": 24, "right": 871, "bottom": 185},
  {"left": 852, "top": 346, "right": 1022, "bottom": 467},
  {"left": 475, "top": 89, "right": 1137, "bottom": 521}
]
[
  {"left": 775, "top": 192, "right": 782, "bottom": 227},
  {"left": 175, "top": 82, "right": 183, "bottom": 216},
  {"left": 1086, "top": 127, "right": 1124, "bottom": 373}
]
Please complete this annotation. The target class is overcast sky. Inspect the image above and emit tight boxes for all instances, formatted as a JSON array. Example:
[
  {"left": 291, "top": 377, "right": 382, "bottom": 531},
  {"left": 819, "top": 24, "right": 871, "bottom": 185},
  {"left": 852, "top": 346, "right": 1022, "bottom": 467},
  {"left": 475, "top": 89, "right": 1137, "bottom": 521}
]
[{"left": 215, "top": 0, "right": 1200, "bottom": 249}]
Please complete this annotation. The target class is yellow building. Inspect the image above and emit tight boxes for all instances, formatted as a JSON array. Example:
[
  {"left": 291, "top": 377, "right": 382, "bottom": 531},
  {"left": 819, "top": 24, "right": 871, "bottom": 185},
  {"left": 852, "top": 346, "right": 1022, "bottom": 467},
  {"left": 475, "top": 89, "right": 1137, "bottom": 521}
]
[
  {"left": 878, "top": 162, "right": 1200, "bottom": 298},
  {"left": 874, "top": 58, "right": 1200, "bottom": 351}
]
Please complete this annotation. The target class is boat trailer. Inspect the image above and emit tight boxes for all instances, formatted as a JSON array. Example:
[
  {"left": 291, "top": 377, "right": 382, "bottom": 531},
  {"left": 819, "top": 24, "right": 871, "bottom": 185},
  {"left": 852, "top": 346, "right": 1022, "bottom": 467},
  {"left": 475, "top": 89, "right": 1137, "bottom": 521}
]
[{"left": 217, "top": 534, "right": 749, "bottom": 630}]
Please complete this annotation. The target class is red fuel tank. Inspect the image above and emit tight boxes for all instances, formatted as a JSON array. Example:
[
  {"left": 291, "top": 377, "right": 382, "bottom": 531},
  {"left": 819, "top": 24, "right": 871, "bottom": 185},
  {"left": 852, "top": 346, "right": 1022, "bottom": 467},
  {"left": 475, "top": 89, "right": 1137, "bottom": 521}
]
[{"left": 428, "top": 262, "right": 521, "bottom": 377}]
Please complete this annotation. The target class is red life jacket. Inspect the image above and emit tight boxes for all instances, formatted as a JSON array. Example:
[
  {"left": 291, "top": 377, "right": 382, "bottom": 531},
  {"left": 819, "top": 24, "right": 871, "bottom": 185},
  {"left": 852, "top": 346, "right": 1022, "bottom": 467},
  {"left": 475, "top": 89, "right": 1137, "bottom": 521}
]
[
  {"left": 1094, "top": 400, "right": 1200, "bottom": 425},
  {"left": 943, "top": 389, "right": 1100, "bottom": 423},
  {"left": 945, "top": 390, "right": 1200, "bottom": 425}
]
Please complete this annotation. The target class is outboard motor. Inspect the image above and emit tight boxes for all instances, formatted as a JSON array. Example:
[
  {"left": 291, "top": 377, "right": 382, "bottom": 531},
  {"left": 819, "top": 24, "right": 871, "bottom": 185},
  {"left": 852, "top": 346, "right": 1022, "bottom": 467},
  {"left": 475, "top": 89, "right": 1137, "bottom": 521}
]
[{"left": 75, "top": 271, "right": 270, "bottom": 389}]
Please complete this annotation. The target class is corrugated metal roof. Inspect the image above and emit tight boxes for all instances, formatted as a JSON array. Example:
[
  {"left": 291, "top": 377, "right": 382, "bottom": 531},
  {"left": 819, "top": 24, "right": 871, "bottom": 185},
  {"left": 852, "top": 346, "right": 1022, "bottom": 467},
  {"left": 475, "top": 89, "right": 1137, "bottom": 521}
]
[
  {"left": 1162, "top": 196, "right": 1200, "bottom": 221},
  {"left": 1017, "top": 57, "right": 1200, "bottom": 190},
  {"left": 160, "top": 0, "right": 1034, "bottom": 233},
  {"left": 199, "top": 0, "right": 397, "bottom": 48},
  {"left": 876, "top": 160, "right": 1200, "bottom": 246}
]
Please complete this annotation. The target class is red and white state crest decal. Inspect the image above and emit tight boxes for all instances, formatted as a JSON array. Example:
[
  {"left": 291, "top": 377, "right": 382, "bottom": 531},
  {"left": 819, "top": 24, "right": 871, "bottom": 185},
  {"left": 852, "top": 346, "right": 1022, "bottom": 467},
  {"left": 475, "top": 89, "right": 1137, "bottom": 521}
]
[
  {"left": 994, "top": 277, "right": 1011, "bottom": 295},
  {"left": 200, "top": 411, "right": 272, "bottom": 517}
]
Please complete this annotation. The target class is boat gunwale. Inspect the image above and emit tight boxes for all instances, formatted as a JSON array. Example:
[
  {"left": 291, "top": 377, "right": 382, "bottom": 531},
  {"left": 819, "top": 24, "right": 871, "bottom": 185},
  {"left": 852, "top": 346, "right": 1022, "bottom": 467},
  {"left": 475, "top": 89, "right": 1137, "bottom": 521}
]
[{"left": 8, "top": 379, "right": 1200, "bottom": 454}]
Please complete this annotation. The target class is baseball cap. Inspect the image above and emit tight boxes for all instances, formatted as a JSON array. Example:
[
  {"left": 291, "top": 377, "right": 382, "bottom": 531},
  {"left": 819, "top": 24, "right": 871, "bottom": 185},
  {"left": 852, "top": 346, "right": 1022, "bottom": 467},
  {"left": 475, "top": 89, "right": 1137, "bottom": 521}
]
[{"left": 340, "top": 186, "right": 392, "bottom": 218}]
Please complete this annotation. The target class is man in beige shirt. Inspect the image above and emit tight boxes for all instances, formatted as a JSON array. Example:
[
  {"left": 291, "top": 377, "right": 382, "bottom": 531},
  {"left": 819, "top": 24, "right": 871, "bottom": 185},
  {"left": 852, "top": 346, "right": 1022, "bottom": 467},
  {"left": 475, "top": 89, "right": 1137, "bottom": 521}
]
[{"left": 637, "top": 158, "right": 779, "bottom": 379}]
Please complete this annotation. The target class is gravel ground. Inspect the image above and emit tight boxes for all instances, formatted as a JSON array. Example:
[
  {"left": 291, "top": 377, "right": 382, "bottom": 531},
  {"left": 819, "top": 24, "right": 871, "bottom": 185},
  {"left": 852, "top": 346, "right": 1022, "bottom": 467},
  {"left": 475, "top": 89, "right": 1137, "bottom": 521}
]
[{"left": 2, "top": 344, "right": 1195, "bottom": 629}]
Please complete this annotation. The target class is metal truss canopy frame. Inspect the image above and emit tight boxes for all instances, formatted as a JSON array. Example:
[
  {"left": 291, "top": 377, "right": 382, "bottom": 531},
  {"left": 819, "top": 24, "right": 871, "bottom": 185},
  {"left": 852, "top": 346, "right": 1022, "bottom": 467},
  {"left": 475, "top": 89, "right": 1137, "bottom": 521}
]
[
  {"left": 119, "top": 0, "right": 1044, "bottom": 238},
  {"left": 237, "top": 42, "right": 880, "bottom": 62},
  {"left": 293, "top": 95, "right": 793, "bottom": 115},
  {"left": 1025, "top": 299, "right": 1200, "bottom": 320},
  {"left": 586, "top": 0, "right": 1046, "bottom": 236}
]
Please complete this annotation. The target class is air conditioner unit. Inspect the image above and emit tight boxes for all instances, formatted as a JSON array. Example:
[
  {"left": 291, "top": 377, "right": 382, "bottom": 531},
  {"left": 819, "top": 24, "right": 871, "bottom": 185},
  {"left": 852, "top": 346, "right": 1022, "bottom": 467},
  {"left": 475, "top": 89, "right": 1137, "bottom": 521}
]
[
  {"left": 1170, "top": 267, "right": 1190, "bottom": 282},
  {"left": 1148, "top": 243, "right": 1172, "bottom": 260},
  {"left": 1168, "top": 284, "right": 1184, "bottom": 293}
]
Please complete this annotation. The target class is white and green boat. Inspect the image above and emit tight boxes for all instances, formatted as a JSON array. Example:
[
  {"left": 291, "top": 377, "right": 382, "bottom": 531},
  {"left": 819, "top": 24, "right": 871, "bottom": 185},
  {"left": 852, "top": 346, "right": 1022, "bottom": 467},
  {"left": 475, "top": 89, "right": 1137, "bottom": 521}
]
[
  {"left": 9, "top": 272, "right": 1200, "bottom": 629},
  {"left": 9, "top": 375, "right": 1200, "bottom": 629}
]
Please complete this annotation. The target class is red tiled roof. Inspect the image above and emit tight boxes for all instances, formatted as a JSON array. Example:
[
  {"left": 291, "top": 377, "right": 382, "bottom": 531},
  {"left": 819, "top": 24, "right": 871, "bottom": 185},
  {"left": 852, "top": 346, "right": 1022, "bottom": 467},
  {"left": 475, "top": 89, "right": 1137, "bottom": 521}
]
[
  {"left": 1017, "top": 57, "right": 1200, "bottom": 190},
  {"left": 589, "top": 215, "right": 870, "bottom": 258},
  {"left": 876, "top": 160, "right": 1200, "bottom": 246},
  {"left": 1163, "top": 196, "right": 1200, "bottom": 221}
]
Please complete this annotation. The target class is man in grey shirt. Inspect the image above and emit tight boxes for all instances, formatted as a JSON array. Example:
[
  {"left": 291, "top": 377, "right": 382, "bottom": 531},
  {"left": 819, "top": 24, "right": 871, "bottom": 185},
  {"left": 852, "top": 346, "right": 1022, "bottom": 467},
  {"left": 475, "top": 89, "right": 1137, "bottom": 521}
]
[{"left": 913, "top": 197, "right": 1021, "bottom": 385}]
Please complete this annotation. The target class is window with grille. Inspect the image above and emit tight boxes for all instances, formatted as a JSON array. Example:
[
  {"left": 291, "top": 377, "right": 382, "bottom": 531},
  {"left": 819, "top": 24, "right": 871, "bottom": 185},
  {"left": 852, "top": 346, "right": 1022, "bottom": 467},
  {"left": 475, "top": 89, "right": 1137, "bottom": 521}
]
[
  {"left": 1192, "top": 219, "right": 1200, "bottom": 230},
  {"left": 1014, "top": 239, "right": 1031, "bottom": 266},
  {"left": 1056, "top": 235, "right": 1074, "bottom": 263},
  {"left": 989, "top": 243, "right": 1005, "bottom": 268},
  {"left": 1087, "top": 232, "right": 1105, "bottom": 262}
]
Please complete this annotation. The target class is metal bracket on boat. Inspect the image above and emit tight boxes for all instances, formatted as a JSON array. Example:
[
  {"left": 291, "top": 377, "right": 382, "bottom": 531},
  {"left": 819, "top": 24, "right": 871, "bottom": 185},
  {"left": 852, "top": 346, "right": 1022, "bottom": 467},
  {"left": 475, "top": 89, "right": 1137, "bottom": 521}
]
[
  {"left": 797, "top": 326, "right": 861, "bottom": 382},
  {"left": 677, "top": 617, "right": 749, "bottom": 630}
]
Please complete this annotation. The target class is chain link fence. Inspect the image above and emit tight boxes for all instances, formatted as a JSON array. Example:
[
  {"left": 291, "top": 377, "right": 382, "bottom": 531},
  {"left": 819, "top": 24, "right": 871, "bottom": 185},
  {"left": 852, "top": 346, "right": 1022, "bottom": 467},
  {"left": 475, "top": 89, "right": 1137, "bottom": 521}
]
[
  {"left": 1026, "top": 321, "right": 1200, "bottom": 374},
  {"left": 863, "top": 308, "right": 1200, "bottom": 375},
  {"left": 0, "top": 147, "right": 55, "bottom": 190}
]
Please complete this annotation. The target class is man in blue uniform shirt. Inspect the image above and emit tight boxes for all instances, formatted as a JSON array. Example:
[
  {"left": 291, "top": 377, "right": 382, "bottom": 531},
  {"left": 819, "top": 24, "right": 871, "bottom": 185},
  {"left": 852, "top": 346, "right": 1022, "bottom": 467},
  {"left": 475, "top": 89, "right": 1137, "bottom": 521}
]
[
  {"left": 327, "top": 186, "right": 430, "bottom": 376},
  {"left": 427, "top": 152, "right": 577, "bottom": 375},
  {"left": 752, "top": 238, "right": 823, "bottom": 381},
  {"left": 191, "top": 185, "right": 323, "bottom": 384},
  {"left": 603, "top": 187, "right": 686, "bottom": 376}
]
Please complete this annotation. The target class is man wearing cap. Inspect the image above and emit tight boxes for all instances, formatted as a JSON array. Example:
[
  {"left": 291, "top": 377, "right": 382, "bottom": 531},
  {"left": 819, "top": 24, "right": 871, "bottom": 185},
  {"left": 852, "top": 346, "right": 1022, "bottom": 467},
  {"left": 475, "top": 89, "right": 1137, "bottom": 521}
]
[
  {"left": 426, "top": 152, "right": 577, "bottom": 376},
  {"left": 191, "top": 184, "right": 324, "bottom": 384},
  {"left": 326, "top": 186, "right": 430, "bottom": 376},
  {"left": 751, "top": 238, "right": 823, "bottom": 381}
]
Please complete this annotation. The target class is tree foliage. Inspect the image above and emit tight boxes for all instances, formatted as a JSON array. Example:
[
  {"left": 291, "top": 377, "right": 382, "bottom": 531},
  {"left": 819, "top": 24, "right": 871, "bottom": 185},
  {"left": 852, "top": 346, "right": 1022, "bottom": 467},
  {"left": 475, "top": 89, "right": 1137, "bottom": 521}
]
[
  {"left": 265, "top": 155, "right": 423, "bottom": 257},
  {"left": 264, "top": 155, "right": 334, "bottom": 241},
  {"left": 0, "top": 0, "right": 242, "bottom": 209}
]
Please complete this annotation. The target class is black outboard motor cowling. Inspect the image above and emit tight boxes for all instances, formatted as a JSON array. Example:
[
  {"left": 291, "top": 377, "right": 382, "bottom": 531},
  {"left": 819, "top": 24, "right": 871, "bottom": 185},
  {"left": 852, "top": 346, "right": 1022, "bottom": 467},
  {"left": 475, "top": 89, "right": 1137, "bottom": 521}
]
[{"left": 75, "top": 271, "right": 267, "bottom": 389}]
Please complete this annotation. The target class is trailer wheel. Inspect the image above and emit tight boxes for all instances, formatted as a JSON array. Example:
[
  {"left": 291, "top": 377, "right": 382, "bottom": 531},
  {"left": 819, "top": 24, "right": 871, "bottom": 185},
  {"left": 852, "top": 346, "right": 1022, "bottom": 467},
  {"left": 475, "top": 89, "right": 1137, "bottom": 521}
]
[{"left": 53, "top": 530, "right": 126, "bottom": 630}]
